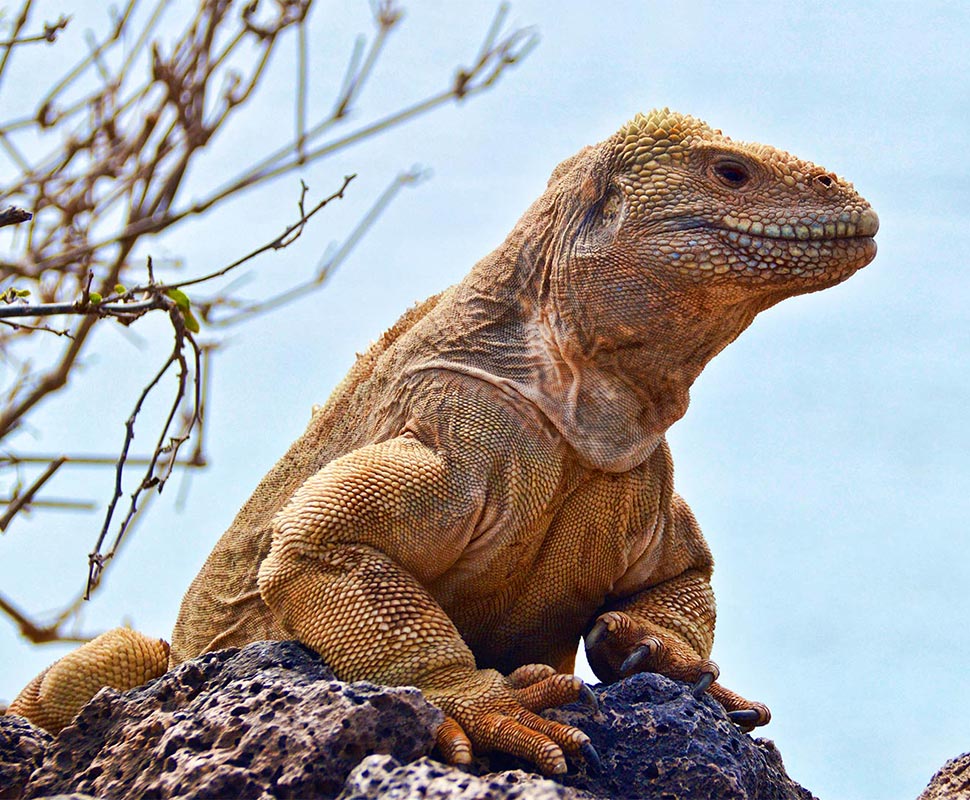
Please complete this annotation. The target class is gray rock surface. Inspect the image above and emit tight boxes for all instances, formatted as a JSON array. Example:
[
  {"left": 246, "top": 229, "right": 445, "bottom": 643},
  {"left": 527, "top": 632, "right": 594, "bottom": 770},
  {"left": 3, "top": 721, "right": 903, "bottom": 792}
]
[
  {"left": 337, "top": 754, "right": 588, "bottom": 799},
  {"left": 918, "top": 752, "right": 970, "bottom": 800},
  {"left": 4, "top": 640, "right": 818, "bottom": 800},
  {"left": 501, "top": 671, "right": 814, "bottom": 800},
  {"left": 0, "top": 715, "right": 50, "bottom": 800},
  {"left": 22, "top": 641, "right": 440, "bottom": 800}
]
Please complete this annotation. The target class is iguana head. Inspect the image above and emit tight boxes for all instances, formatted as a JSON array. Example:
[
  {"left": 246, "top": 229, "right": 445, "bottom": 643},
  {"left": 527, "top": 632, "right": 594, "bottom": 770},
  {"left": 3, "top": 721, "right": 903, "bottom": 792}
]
[
  {"left": 556, "top": 108, "right": 877, "bottom": 306},
  {"left": 531, "top": 107, "right": 877, "bottom": 370},
  {"left": 453, "top": 109, "right": 878, "bottom": 471}
]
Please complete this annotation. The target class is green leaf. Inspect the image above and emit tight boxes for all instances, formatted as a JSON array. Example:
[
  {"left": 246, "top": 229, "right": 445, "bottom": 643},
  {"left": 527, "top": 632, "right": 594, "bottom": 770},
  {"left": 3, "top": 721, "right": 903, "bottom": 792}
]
[
  {"left": 184, "top": 309, "right": 201, "bottom": 334},
  {"left": 114, "top": 284, "right": 126, "bottom": 295},
  {"left": 15, "top": 288, "right": 30, "bottom": 297},
  {"left": 89, "top": 292, "right": 102, "bottom": 304},
  {"left": 165, "top": 288, "right": 191, "bottom": 312}
]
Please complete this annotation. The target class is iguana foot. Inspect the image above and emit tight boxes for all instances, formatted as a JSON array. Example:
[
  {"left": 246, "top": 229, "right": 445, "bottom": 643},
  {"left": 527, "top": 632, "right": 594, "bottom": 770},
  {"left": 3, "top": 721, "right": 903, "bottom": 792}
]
[
  {"left": 6, "top": 627, "right": 169, "bottom": 733},
  {"left": 425, "top": 665, "right": 599, "bottom": 775},
  {"left": 584, "top": 611, "right": 770, "bottom": 730}
]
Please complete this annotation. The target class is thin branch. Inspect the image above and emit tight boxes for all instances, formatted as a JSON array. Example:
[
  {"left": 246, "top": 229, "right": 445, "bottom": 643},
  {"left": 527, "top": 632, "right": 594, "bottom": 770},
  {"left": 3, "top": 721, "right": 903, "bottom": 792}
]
[
  {"left": 0, "top": 318, "right": 73, "bottom": 337},
  {"left": 0, "top": 206, "right": 31, "bottom": 228},
  {"left": 295, "top": 11, "right": 308, "bottom": 162},
  {"left": 0, "top": 455, "right": 65, "bottom": 531},
  {"left": 1, "top": 453, "right": 206, "bottom": 467},
  {"left": 0, "top": 296, "right": 166, "bottom": 320},
  {"left": 0, "top": 497, "right": 96, "bottom": 511},
  {"left": 0, "top": 15, "right": 70, "bottom": 48},
  {"left": 171, "top": 173, "right": 356, "bottom": 291},
  {"left": 0, "top": 589, "right": 91, "bottom": 644},
  {"left": 0, "top": 0, "right": 31, "bottom": 92},
  {"left": 212, "top": 168, "right": 426, "bottom": 326}
]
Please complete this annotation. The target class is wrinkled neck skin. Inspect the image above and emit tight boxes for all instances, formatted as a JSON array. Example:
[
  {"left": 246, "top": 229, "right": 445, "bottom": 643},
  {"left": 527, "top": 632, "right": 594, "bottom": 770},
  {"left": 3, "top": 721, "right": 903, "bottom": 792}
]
[{"left": 414, "top": 190, "right": 772, "bottom": 474}]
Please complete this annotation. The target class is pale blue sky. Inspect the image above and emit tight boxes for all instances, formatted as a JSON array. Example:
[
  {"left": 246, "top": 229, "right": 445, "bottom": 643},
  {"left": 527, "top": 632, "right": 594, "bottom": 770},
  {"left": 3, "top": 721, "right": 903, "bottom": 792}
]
[{"left": 1, "top": 3, "right": 968, "bottom": 799}]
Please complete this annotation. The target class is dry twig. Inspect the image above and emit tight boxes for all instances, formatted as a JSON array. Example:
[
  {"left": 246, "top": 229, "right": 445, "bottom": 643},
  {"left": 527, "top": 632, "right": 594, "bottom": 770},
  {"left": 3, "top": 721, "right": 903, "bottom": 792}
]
[{"left": 0, "top": 0, "right": 536, "bottom": 644}]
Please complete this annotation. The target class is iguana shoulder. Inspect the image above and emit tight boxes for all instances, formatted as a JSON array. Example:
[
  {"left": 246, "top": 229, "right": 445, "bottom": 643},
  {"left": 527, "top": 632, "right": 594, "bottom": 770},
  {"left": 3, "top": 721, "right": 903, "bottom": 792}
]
[{"left": 170, "top": 291, "right": 448, "bottom": 662}]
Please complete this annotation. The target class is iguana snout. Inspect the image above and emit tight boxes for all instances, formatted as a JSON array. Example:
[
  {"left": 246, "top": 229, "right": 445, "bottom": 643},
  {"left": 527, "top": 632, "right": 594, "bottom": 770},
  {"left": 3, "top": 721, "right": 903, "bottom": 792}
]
[{"left": 598, "top": 109, "right": 879, "bottom": 297}]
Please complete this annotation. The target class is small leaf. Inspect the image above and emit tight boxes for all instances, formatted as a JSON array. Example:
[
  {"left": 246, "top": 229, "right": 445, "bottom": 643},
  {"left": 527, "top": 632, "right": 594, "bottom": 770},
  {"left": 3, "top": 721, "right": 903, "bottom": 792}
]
[
  {"left": 165, "top": 288, "right": 191, "bottom": 312},
  {"left": 15, "top": 288, "right": 30, "bottom": 297},
  {"left": 89, "top": 292, "right": 102, "bottom": 304},
  {"left": 184, "top": 309, "right": 201, "bottom": 334},
  {"left": 114, "top": 284, "right": 126, "bottom": 295}
]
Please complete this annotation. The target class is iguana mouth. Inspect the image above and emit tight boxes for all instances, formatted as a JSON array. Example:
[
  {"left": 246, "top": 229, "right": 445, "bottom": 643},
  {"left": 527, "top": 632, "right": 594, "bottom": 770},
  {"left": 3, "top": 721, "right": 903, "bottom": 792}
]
[
  {"left": 714, "top": 224, "right": 877, "bottom": 276},
  {"left": 719, "top": 207, "right": 879, "bottom": 241}
]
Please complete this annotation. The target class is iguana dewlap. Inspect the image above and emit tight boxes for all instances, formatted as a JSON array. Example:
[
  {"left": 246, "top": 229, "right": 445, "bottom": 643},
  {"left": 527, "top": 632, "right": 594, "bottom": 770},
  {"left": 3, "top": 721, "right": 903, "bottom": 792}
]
[{"left": 7, "top": 109, "right": 877, "bottom": 775}]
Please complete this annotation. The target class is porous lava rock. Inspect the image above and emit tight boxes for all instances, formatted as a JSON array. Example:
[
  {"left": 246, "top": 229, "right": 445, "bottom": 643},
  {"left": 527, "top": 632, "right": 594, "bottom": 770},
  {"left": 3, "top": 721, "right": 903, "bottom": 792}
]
[
  {"left": 22, "top": 641, "right": 440, "bottom": 799},
  {"left": 337, "top": 754, "right": 589, "bottom": 799},
  {"left": 6, "top": 640, "right": 818, "bottom": 800},
  {"left": 918, "top": 752, "right": 970, "bottom": 800},
  {"left": 0, "top": 715, "right": 50, "bottom": 799},
  {"left": 543, "top": 672, "right": 817, "bottom": 800}
]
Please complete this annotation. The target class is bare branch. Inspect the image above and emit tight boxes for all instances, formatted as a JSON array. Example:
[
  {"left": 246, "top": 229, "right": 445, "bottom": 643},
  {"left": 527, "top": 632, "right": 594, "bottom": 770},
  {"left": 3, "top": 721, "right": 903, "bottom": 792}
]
[
  {"left": 0, "top": 1, "right": 537, "bottom": 645},
  {"left": 85, "top": 301, "right": 201, "bottom": 598},
  {"left": 0, "top": 0, "right": 32, "bottom": 92},
  {"left": 171, "top": 174, "right": 356, "bottom": 291},
  {"left": 0, "top": 14, "right": 69, "bottom": 48},
  {"left": 0, "top": 590, "right": 91, "bottom": 644},
  {"left": 0, "top": 456, "right": 66, "bottom": 531},
  {"left": 0, "top": 206, "right": 32, "bottom": 228},
  {"left": 0, "top": 497, "right": 95, "bottom": 511},
  {"left": 209, "top": 168, "right": 427, "bottom": 326}
]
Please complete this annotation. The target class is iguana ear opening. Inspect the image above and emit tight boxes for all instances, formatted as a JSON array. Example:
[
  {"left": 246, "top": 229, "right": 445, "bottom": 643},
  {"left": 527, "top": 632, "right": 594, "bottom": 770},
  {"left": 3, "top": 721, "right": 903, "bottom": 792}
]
[{"left": 574, "top": 183, "right": 625, "bottom": 254}]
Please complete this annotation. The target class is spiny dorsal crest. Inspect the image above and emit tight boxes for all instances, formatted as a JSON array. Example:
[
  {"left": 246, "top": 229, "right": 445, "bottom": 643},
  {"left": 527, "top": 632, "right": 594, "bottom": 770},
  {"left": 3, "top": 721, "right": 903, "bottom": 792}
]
[{"left": 615, "top": 109, "right": 718, "bottom": 170}]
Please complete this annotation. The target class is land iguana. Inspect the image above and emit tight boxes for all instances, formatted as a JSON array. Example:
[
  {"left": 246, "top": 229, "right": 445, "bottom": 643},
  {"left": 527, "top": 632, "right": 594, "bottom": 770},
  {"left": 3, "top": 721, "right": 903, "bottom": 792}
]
[{"left": 6, "top": 109, "right": 878, "bottom": 775}]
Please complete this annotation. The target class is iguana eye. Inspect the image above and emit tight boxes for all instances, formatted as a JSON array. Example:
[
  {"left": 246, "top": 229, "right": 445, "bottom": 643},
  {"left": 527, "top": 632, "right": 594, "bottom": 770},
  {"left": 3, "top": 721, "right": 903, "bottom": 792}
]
[{"left": 711, "top": 160, "right": 751, "bottom": 189}]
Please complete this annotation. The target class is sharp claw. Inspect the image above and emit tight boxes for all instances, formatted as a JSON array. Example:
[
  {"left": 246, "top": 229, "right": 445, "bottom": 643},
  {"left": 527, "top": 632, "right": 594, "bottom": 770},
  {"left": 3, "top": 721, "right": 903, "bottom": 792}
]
[
  {"left": 727, "top": 709, "right": 763, "bottom": 726},
  {"left": 579, "top": 683, "right": 599, "bottom": 712},
  {"left": 580, "top": 740, "right": 602, "bottom": 774},
  {"left": 692, "top": 671, "right": 715, "bottom": 697},
  {"left": 585, "top": 620, "right": 608, "bottom": 649},
  {"left": 619, "top": 644, "right": 653, "bottom": 676}
]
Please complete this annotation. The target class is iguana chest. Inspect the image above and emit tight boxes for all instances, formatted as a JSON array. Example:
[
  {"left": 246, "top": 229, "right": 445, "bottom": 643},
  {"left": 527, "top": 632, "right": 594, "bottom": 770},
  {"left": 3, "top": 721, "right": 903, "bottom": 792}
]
[{"left": 428, "top": 444, "right": 673, "bottom": 673}]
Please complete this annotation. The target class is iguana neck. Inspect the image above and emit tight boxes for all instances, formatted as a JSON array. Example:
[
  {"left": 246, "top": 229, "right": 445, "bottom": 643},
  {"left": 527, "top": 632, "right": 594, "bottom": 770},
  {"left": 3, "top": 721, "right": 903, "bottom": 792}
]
[{"left": 413, "top": 228, "right": 764, "bottom": 473}]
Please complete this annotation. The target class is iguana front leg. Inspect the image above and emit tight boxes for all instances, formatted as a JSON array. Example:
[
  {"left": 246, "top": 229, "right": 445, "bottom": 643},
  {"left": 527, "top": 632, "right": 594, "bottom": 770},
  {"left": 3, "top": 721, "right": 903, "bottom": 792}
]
[
  {"left": 256, "top": 434, "right": 596, "bottom": 774},
  {"left": 584, "top": 496, "right": 770, "bottom": 730}
]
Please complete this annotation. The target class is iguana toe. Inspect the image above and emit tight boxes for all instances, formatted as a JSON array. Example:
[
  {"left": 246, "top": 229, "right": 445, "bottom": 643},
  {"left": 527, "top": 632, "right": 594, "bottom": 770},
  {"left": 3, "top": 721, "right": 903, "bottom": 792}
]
[
  {"left": 425, "top": 666, "right": 594, "bottom": 774},
  {"left": 691, "top": 668, "right": 717, "bottom": 697},
  {"left": 714, "top": 685, "right": 772, "bottom": 731},
  {"left": 619, "top": 637, "right": 663, "bottom": 676},
  {"left": 506, "top": 663, "right": 556, "bottom": 689},
  {"left": 436, "top": 716, "right": 474, "bottom": 767},
  {"left": 513, "top": 671, "right": 593, "bottom": 713}
]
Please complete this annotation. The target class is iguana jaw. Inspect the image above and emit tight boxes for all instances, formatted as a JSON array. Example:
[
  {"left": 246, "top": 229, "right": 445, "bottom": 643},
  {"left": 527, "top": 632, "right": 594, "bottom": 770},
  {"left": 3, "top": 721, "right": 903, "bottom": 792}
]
[
  {"left": 633, "top": 206, "right": 877, "bottom": 290},
  {"left": 720, "top": 206, "right": 879, "bottom": 241}
]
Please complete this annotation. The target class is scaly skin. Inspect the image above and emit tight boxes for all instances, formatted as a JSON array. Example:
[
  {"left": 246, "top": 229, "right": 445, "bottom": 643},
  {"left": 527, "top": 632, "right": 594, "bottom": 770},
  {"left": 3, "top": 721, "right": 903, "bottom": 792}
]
[
  {"left": 6, "top": 110, "right": 877, "bottom": 773},
  {"left": 5, "top": 629, "right": 169, "bottom": 733}
]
